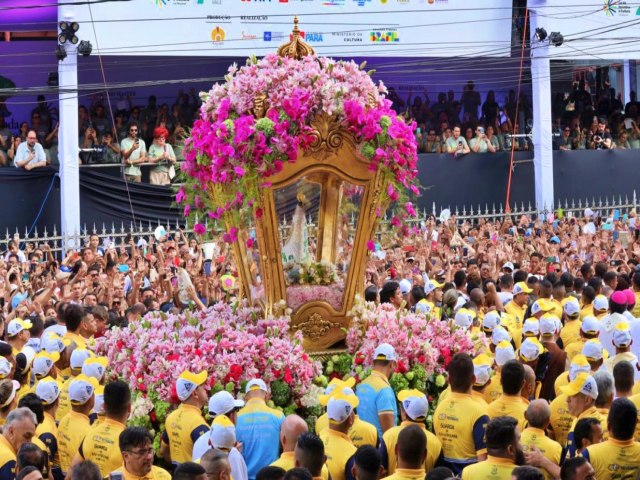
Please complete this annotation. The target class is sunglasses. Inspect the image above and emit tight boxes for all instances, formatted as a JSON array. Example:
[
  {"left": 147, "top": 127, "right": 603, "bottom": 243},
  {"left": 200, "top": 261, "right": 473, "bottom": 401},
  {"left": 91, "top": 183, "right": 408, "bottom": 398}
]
[{"left": 130, "top": 129, "right": 138, "bottom": 133}]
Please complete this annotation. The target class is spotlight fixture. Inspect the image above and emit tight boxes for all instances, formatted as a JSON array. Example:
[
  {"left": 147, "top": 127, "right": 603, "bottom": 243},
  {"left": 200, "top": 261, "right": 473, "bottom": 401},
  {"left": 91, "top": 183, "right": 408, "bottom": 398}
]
[
  {"left": 549, "top": 32, "right": 564, "bottom": 47},
  {"left": 58, "top": 21, "right": 79, "bottom": 45},
  {"left": 47, "top": 72, "right": 59, "bottom": 87},
  {"left": 56, "top": 44, "right": 67, "bottom": 62},
  {"left": 535, "top": 27, "right": 547, "bottom": 42},
  {"left": 78, "top": 40, "right": 93, "bottom": 57}
]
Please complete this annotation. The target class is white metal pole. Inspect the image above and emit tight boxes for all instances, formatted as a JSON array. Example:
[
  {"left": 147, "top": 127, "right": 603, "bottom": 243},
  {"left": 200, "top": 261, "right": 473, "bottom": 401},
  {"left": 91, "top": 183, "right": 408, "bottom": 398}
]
[{"left": 58, "top": 4, "right": 81, "bottom": 254}]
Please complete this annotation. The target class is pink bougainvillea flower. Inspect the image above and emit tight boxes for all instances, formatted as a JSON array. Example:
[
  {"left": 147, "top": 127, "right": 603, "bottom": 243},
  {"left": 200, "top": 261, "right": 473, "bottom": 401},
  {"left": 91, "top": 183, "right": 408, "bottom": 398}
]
[
  {"left": 366, "top": 240, "right": 375, "bottom": 252},
  {"left": 193, "top": 223, "right": 206, "bottom": 236}
]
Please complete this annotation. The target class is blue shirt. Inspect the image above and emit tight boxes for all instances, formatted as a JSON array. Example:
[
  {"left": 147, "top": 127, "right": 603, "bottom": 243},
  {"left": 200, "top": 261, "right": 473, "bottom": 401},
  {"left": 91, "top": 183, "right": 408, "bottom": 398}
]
[
  {"left": 14, "top": 142, "right": 46, "bottom": 168},
  {"left": 355, "top": 371, "right": 397, "bottom": 437},
  {"left": 236, "top": 398, "right": 285, "bottom": 480}
]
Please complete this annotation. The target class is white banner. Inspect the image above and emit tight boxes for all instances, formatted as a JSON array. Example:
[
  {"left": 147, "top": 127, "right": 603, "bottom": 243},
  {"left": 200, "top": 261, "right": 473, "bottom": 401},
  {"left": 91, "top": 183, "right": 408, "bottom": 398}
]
[
  {"left": 529, "top": 0, "right": 640, "bottom": 60},
  {"left": 74, "top": 0, "right": 513, "bottom": 57}
]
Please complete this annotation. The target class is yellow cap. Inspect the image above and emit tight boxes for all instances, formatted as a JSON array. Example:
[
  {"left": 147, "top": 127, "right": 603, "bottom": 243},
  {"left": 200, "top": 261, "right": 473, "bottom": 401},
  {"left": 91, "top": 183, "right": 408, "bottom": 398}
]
[{"left": 560, "top": 372, "right": 598, "bottom": 400}]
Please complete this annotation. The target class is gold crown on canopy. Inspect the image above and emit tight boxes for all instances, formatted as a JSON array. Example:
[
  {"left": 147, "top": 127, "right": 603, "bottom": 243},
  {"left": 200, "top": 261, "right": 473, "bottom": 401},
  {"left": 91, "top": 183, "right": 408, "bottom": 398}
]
[{"left": 277, "top": 17, "right": 316, "bottom": 60}]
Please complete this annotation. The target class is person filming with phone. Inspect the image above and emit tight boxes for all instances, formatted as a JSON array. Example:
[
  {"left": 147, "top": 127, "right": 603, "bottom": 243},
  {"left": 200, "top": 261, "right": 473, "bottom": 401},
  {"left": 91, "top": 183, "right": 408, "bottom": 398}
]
[
  {"left": 470, "top": 126, "right": 496, "bottom": 153},
  {"left": 14, "top": 130, "right": 47, "bottom": 170},
  {"left": 445, "top": 125, "right": 470, "bottom": 157},
  {"left": 121, "top": 122, "right": 147, "bottom": 183}
]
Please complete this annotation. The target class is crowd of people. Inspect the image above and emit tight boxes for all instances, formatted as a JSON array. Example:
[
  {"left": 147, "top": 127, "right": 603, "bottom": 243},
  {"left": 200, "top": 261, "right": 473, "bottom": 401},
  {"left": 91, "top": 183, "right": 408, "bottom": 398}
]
[
  {"left": 0, "top": 209, "right": 638, "bottom": 478},
  {"left": 0, "top": 92, "right": 197, "bottom": 185}
]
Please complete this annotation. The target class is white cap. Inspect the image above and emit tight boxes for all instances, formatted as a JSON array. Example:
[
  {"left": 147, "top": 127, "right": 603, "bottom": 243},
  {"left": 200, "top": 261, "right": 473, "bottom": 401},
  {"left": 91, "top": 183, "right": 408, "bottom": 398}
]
[
  {"left": 473, "top": 355, "right": 493, "bottom": 387},
  {"left": 594, "top": 295, "right": 609, "bottom": 312},
  {"left": 93, "top": 386, "right": 105, "bottom": 415},
  {"left": 81, "top": 357, "right": 108, "bottom": 382},
  {"left": 495, "top": 341, "right": 516, "bottom": 366},
  {"left": 43, "top": 324, "right": 67, "bottom": 339},
  {"left": 399, "top": 279, "right": 412, "bottom": 295},
  {"left": 7, "top": 319, "right": 32, "bottom": 337},
  {"left": 502, "top": 262, "right": 515, "bottom": 272},
  {"left": 531, "top": 299, "right": 552, "bottom": 316},
  {"left": 32, "top": 352, "right": 60, "bottom": 378},
  {"left": 482, "top": 311, "right": 501, "bottom": 333},
  {"left": 560, "top": 372, "right": 598, "bottom": 400},
  {"left": 68, "top": 374, "right": 99, "bottom": 405},
  {"left": 18, "top": 346, "right": 36, "bottom": 374},
  {"left": 176, "top": 371, "right": 208, "bottom": 402},
  {"left": 0, "top": 358, "right": 12, "bottom": 379},
  {"left": 208, "top": 391, "right": 245, "bottom": 416},
  {"left": 70, "top": 348, "right": 93, "bottom": 370},
  {"left": 522, "top": 318, "right": 540, "bottom": 337},
  {"left": 415, "top": 300, "right": 432, "bottom": 315},
  {"left": 454, "top": 308, "right": 475, "bottom": 329},
  {"left": 582, "top": 339, "right": 606, "bottom": 361},
  {"left": 540, "top": 315, "right": 560, "bottom": 337},
  {"left": 569, "top": 355, "right": 591, "bottom": 382},
  {"left": 327, "top": 393, "right": 359, "bottom": 424},
  {"left": 0, "top": 380, "right": 20, "bottom": 408},
  {"left": 35, "top": 377, "right": 62, "bottom": 405},
  {"left": 373, "top": 343, "right": 397, "bottom": 362},
  {"left": 397, "top": 390, "right": 429, "bottom": 420},
  {"left": 519, "top": 338, "right": 543, "bottom": 362},
  {"left": 491, "top": 326, "right": 512, "bottom": 346},
  {"left": 513, "top": 282, "right": 533, "bottom": 296},
  {"left": 581, "top": 316, "right": 600, "bottom": 335},
  {"left": 245, "top": 378, "right": 268, "bottom": 393},
  {"left": 424, "top": 280, "right": 443, "bottom": 295},
  {"left": 41, "top": 334, "right": 69, "bottom": 354},
  {"left": 613, "top": 322, "right": 632, "bottom": 348},
  {"left": 563, "top": 299, "right": 580, "bottom": 317},
  {"left": 209, "top": 415, "right": 236, "bottom": 450}
]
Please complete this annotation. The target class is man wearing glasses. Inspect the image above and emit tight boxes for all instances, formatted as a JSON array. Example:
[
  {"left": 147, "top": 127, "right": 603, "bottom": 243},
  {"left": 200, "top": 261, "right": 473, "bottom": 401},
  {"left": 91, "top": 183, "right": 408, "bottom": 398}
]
[
  {"left": 14, "top": 130, "right": 47, "bottom": 170},
  {"left": 111, "top": 427, "right": 171, "bottom": 479},
  {"left": 121, "top": 121, "right": 147, "bottom": 183}
]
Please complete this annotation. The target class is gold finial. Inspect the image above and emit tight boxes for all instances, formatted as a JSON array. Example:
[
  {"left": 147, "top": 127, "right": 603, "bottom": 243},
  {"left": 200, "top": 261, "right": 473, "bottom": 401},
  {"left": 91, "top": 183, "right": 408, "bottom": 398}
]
[{"left": 277, "top": 16, "right": 315, "bottom": 60}]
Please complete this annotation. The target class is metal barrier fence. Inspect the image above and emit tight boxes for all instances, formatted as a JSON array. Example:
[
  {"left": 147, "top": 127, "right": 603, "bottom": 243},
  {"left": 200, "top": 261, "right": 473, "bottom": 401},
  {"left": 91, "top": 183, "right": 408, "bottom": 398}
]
[{"left": 3, "top": 191, "right": 637, "bottom": 256}]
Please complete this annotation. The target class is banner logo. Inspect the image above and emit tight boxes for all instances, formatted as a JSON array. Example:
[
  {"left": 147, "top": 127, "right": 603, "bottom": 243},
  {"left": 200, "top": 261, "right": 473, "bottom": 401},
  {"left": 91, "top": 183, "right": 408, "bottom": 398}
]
[
  {"left": 211, "top": 26, "right": 226, "bottom": 42},
  {"left": 370, "top": 30, "right": 399, "bottom": 42}
]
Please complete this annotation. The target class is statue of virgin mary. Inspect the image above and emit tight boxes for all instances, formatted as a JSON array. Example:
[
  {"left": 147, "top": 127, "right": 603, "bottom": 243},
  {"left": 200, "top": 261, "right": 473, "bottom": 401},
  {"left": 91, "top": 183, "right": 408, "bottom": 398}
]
[{"left": 282, "top": 192, "right": 310, "bottom": 263}]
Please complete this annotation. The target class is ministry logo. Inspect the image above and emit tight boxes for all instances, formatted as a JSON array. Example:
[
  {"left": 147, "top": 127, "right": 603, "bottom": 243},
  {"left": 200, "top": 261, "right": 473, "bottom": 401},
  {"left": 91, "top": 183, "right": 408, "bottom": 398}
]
[
  {"left": 370, "top": 30, "right": 399, "bottom": 42},
  {"left": 263, "top": 31, "right": 285, "bottom": 41}
]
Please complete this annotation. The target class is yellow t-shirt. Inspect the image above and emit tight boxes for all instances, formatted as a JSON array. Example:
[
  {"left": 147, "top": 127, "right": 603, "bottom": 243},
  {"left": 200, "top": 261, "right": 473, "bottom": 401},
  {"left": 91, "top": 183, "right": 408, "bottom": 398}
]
[
  {"left": 554, "top": 373, "right": 570, "bottom": 398},
  {"left": 0, "top": 434, "right": 16, "bottom": 479},
  {"left": 111, "top": 465, "right": 172, "bottom": 480},
  {"left": 633, "top": 291, "right": 640, "bottom": 318},
  {"left": 79, "top": 417, "right": 126, "bottom": 477},
  {"left": 162, "top": 403, "right": 209, "bottom": 464},
  {"left": 471, "top": 389, "right": 488, "bottom": 408},
  {"left": 565, "top": 339, "right": 588, "bottom": 364},
  {"left": 384, "top": 467, "right": 425, "bottom": 480},
  {"left": 505, "top": 302, "right": 525, "bottom": 349},
  {"left": 381, "top": 421, "right": 442, "bottom": 475},
  {"left": 560, "top": 320, "right": 582, "bottom": 349},
  {"left": 58, "top": 410, "right": 91, "bottom": 473},
  {"left": 316, "top": 414, "right": 378, "bottom": 448},
  {"left": 460, "top": 455, "right": 517, "bottom": 480},
  {"left": 320, "top": 429, "right": 356, "bottom": 480},
  {"left": 583, "top": 438, "right": 640, "bottom": 480},
  {"left": 64, "top": 332, "right": 88, "bottom": 350},
  {"left": 36, "top": 411, "right": 59, "bottom": 470},
  {"left": 483, "top": 372, "right": 503, "bottom": 404},
  {"left": 433, "top": 392, "right": 489, "bottom": 469},
  {"left": 55, "top": 376, "right": 75, "bottom": 422},
  {"left": 487, "top": 395, "right": 528, "bottom": 432},
  {"left": 520, "top": 427, "right": 562, "bottom": 480},
  {"left": 628, "top": 393, "right": 640, "bottom": 441},
  {"left": 270, "top": 451, "right": 330, "bottom": 480},
  {"left": 579, "top": 304, "right": 594, "bottom": 321},
  {"left": 548, "top": 393, "right": 574, "bottom": 448}
]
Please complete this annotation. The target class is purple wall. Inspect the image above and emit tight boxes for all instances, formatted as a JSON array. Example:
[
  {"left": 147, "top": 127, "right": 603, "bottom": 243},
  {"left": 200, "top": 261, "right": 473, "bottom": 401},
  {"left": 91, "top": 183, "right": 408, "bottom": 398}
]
[{"left": 0, "top": 0, "right": 56, "bottom": 32}]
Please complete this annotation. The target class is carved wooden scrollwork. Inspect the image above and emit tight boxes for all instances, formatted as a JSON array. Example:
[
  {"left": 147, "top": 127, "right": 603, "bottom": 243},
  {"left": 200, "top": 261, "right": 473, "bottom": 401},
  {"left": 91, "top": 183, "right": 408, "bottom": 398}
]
[
  {"left": 297, "top": 313, "right": 342, "bottom": 341},
  {"left": 307, "top": 111, "right": 354, "bottom": 158}
]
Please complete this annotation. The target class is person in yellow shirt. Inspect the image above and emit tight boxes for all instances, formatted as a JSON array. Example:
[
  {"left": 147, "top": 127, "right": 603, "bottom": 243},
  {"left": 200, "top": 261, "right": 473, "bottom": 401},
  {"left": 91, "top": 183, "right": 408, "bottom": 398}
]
[
  {"left": 56, "top": 348, "right": 93, "bottom": 422},
  {"left": 6, "top": 319, "right": 32, "bottom": 355},
  {"left": 554, "top": 355, "right": 591, "bottom": 398},
  {"left": 433, "top": 353, "right": 489, "bottom": 475},
  {"left": 582, "top": 398, "right": 640, "bottom": 480},
  {"left": 505, "top": 282, "right": 532, "bottom": 349},
  {"left": 0, "top": 407, "right": 38, "bottom": 479},
  {"left": 295, "top": 432, "right": 330, "bottom": 480},
  {"left": 110, "top": 426, "right": 172, "bottom": 480},
  {"left": 580, "top": 288, "right": 595, "bottom": 321},
  {"left": 383, "top": 425, "right": 426, "bottom": 480},
  {"left": 461, "top": 416, "right": 523, "bottom": 480},
  {"left": 522, "top": 318, "right": 540, "bottom": 341},
  {"left": 471, "top": 354, "right": 492, "bottom": 406},
  {"left": 62, "top": 304, "right": 97, "bottom": 350},
  {"left": 548, "top": 392, "right": 575, "bottom": 449},
  {"left": 561, "top": 372, "right": 607, "bottom": 458},
  {"left": 487, "top": 360, "right": 529, "bottom": 431},
  {"left": 484, "top": 341, "right": 516, "bottom": 404},
  {"left": 520, "top": 400, "right": 562, "bottom": 480},
  {"left": 34, "top": 376, "right": 63, "bottom": 479},
  {"left": 582, "top": 339, "right": 607, "bottom": 373},
  {"left": 518, "top": 338, "right": 544, "bottom": 399},
  {"left": 320, "top": 392, "right": 358, "bottom": 480},
  {"left": 31, "top": 351, "right": 60, "bottom": 382},
  {"left": 551, "top": 282, "right": 566, "bottom": 319},
  {"left": 316, "top": 380, "right": 378, "bottom": 448},
  {"left": 592, "top": 295, "right": 609, "bottom": 320},
  {"left": 71, "top": 380, "right": 131, "bottom": 477},
  {"left": 40, "top": 334, "right": 72, "bottom": 380},
  {"left": 573, "top": 417, "right": 604, "bottom": 453},
  {"left": 81, "top": 356, "right": 109, "bottom": 385},
  {"left": 565, "top": 317, "right": 600, "bottom": 365},
  {"left": 57, "top": 374, "right": 98, "bottom": 474},
  {"left": 559, "top": 298, "right": 582, "bottom": 349},
  {"left": 160, "top": 370, "right": 209, "bottom": 466},
  {"left": 380, "top": 389, "right": 442, "bottom": 475}
]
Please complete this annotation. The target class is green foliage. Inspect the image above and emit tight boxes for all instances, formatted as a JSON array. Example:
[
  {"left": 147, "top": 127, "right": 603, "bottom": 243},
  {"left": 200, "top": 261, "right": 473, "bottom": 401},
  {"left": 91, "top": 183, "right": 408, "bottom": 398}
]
[{"left": 270, "top": 380, "right": 292, "bottom": 407}]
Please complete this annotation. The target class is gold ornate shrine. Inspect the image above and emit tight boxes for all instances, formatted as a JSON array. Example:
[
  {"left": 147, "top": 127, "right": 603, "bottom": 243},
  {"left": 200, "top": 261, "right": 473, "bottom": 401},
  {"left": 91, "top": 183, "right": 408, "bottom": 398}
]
[{"left": 225, "top": 19, "right": 389, "bottom": 351}]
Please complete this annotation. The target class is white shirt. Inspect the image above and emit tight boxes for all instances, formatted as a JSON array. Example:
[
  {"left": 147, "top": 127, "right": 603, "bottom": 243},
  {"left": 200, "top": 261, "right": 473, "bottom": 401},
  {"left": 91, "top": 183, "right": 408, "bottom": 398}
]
[
  {"left": 599, "top": 312, "right": 640, "bottom": 358},
  {"left": 192, "top": 438, "right": 248, "bottom": 480},
  {"left": 498, "top": 291, "right": 513, "bottom": 306},
  {"left": 14, "top": 142, "right": 46, "bottom": 167},
  {"left": 4, "top": 250, "right": 26, "bottom": 263}
]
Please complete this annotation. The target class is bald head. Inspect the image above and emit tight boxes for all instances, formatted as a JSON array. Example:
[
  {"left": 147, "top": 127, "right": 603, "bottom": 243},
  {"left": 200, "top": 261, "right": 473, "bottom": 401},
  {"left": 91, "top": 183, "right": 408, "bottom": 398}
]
[
  {"left": 526, "top": 399, "right": 550, "bottom": 429},
  {"left": 470, "top": 288, "right": 485, "bottom": 306},
  {"left": 281, "top": 415, "right": 308, "bottom": 452},
  {"left": 522, "top": 364, "right": 536, "bottom": 400}
]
